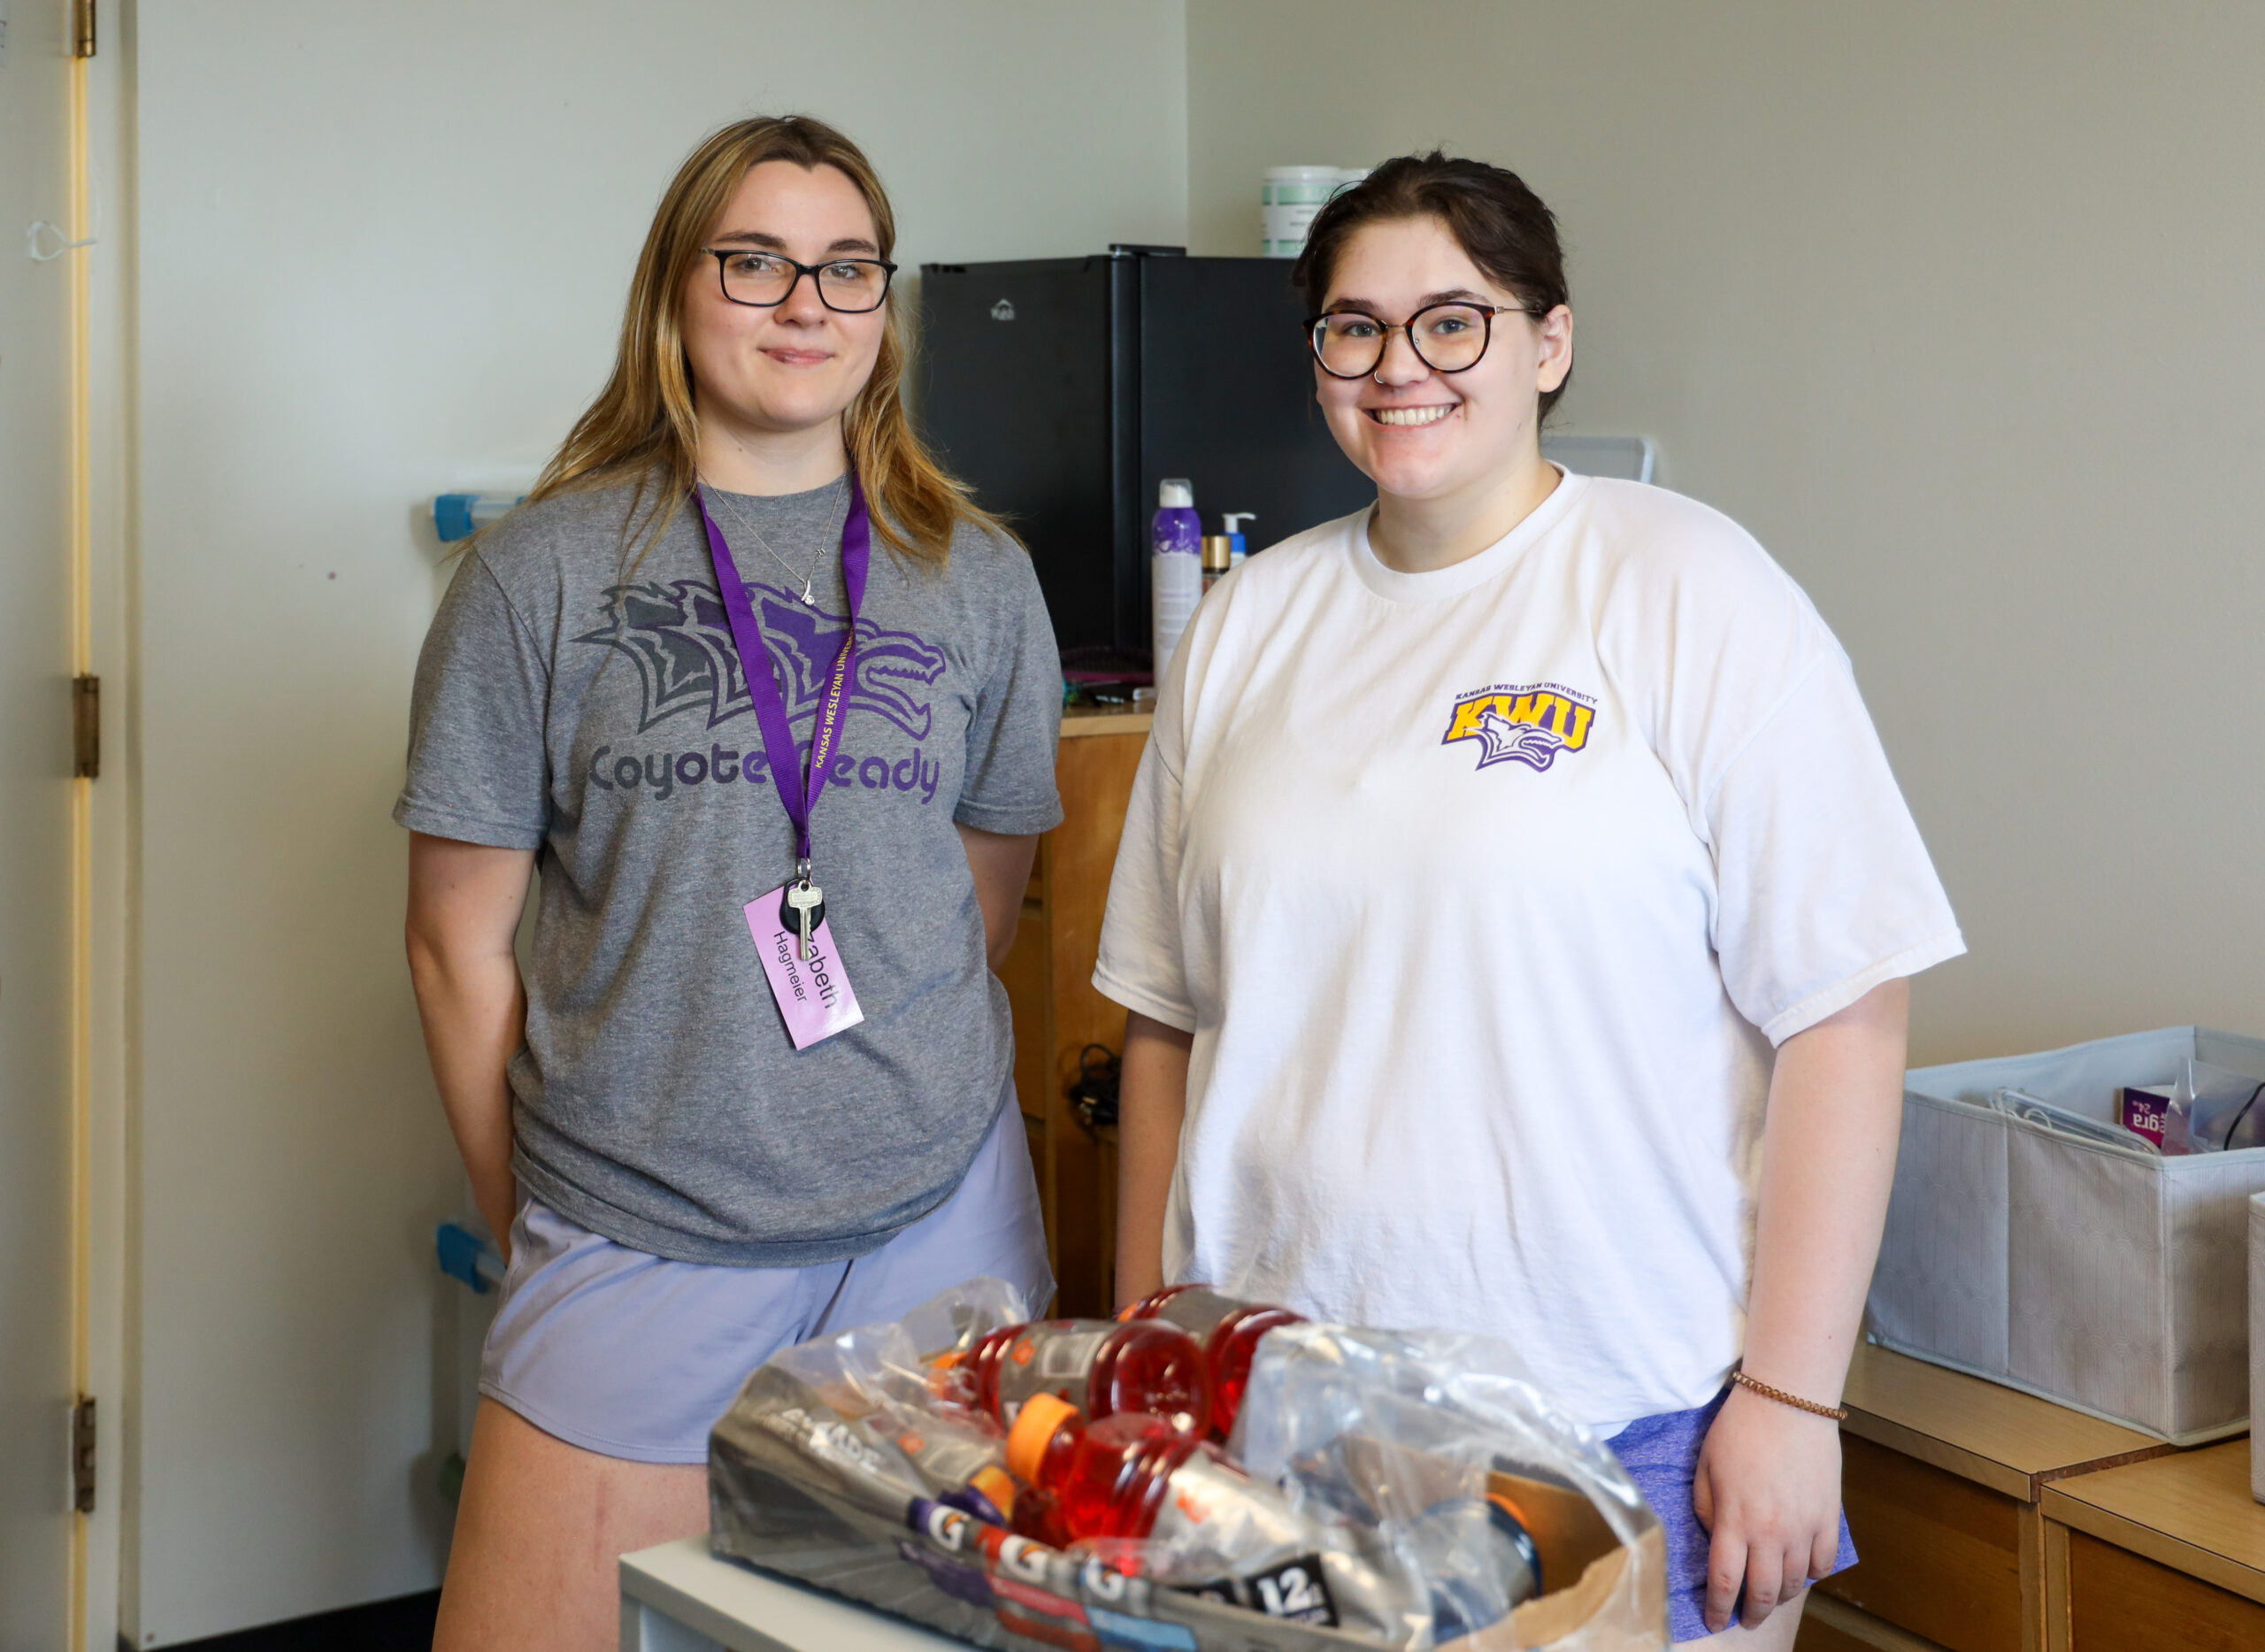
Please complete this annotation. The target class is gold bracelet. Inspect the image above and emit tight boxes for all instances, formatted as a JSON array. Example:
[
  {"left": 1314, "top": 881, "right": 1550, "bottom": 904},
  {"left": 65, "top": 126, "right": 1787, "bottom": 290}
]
[{"left": 1731, "top": 1367, "right": 1848, "bottom": 1422}]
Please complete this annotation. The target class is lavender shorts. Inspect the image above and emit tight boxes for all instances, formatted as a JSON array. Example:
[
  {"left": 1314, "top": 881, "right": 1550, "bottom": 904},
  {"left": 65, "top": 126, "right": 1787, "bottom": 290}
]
[
  {"left": 479, "top": 1101, "right": 1052, "bottom": 1464},
  {"left": 1605, "top": 1387, "right": 1858, "bottom": 1644}
]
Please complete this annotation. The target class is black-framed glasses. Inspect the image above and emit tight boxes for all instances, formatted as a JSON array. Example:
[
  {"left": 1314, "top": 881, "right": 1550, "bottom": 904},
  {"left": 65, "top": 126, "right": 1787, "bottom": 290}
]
[
  {"left": 703, "top": 249, "right": 898, "bottom": 313},
  {"left": 1306, "top": 302, "right": 1532, "bottom": 379}
]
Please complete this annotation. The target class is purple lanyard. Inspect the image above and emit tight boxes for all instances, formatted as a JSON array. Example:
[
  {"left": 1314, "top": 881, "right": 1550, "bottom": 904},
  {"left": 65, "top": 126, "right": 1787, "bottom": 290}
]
[{"left": 692, "top": 477, "right": 871, "bottom": 866}]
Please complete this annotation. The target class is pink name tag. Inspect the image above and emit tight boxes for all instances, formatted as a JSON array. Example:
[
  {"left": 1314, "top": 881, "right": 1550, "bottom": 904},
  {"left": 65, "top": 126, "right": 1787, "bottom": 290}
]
[{"left": 747, "top": 888, "right": 864, "bottom": 1049}]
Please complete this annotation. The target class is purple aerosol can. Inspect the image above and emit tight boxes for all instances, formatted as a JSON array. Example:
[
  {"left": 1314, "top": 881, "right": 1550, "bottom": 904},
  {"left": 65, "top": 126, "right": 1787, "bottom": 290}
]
[{"left": 1149, "top": 478, "right": 1202, "bottom": 673}]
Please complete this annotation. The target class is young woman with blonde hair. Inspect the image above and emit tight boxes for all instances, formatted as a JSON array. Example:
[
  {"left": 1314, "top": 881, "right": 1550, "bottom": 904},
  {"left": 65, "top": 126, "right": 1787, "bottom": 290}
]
[{"left": 401, "top": 115, "right": 1061, "bottom": 1650}]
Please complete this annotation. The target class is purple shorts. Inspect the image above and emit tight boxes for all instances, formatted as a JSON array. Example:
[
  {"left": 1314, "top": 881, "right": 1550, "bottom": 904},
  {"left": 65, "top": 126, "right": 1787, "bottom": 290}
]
[
  {"left": 479, "top": 1101, "right": 1052, "bottom": 1464},
  {"left": 1606, "top": 1387, "right": 1858, "bottom": 1644}
]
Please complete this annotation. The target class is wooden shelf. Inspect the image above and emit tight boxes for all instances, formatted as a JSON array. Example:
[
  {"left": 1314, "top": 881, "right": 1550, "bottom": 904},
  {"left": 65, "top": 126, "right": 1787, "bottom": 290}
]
[
  {"left": 1002, "top": 715, "right": 1149, "bottom": 1315},
  {"left": 2041, "top": 1441, "right": 2265, "bottom": 1608},
  {"left": 1842, "top": 1343, "right": 2175, "bottom": 1502},
  {"left": 1818, "top": 1341, "right": 2265, "bottom": 1652},
  {"left": 1820, "top": 1345, "right": 2187, "bottom": 1652},
  {"left": 1060, "top": 703, "right": 1152, "bottom": 739}
]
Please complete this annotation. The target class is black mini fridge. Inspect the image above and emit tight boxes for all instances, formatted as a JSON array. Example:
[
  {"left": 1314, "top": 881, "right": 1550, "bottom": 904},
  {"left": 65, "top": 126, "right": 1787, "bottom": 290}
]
[{"left": 914, "top": 246, "right": 1374, "bottom": 667}]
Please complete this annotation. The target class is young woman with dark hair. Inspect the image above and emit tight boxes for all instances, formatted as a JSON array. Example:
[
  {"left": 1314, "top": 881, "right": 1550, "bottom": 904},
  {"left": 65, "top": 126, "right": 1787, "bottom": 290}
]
[
  {"left": 401, "top": 116, "right": 1061, "bottom": 1651},
  {"left": 1098, "top": 152, "right": 1962, "bottom": 1648}
]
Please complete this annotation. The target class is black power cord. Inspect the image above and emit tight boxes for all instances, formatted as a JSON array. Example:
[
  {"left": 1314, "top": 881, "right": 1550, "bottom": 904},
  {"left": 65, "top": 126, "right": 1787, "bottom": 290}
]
[{"left": 2221, "top": 1082, "right": 2265, "bottom": 1152}]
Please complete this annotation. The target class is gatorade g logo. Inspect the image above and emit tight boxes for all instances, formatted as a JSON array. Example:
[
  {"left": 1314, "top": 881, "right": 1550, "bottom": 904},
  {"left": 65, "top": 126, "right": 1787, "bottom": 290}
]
[
  {"left": 918, "top": 1501, "right": 974, "bottom": 1552},
  {"left": 1078, "top": 1557, "right": 1132, "bottom": 1604},
  {"left": 1441, "top": 681, "right": 1596, "bottom": 773},
  {"left": 975, "top": 1526, "right": 1054, "bottom": 1587}
]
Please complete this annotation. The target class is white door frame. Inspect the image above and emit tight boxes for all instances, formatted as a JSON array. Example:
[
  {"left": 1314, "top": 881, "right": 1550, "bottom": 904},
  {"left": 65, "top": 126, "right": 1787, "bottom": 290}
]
[
  {"left": 2, "top": 4, "right": 109, "bottom": 1651},
  {"left": 80, "top": 6, "right": 136, "bottom": 1649}
]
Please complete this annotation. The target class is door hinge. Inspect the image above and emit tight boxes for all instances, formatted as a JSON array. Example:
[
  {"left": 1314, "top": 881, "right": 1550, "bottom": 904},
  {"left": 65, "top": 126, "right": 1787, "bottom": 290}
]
[
  {"left": 73, "top": 674, "right": 99, "bottom": 779},
  {"left": 72, "top": 1396, "right": 96, "bottom": 1514},
  {"left": 73, "top": 0, "right": 96, "bottom": 58}
]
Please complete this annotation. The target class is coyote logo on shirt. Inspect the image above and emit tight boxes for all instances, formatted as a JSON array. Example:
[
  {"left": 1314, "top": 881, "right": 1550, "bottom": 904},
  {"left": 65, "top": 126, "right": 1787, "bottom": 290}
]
[
  {"left": 1441, "top": 682, "right": 1596, "bottom": 772},
  {"left": 574, "top": 578, "right": 947, "bottom": 738}
]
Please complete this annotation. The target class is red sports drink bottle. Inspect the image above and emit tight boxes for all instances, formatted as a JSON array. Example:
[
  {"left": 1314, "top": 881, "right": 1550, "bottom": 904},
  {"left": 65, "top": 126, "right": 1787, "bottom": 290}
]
[
  {"left": 1004, "top": 1405, "right": 1180, "bottom": 1545},
  {"left": 934, "top": 1318, "right": 1211, "bottom": 1438},
  {"left": 1121, "top": 1285, "right": 1304, "bottom": 1440},
  {"left": 1005, "top": 1394, "right": 1243, "bottom": 1543},
  {"left": 1008, "top": 1396, "right": 1354, "bottom": 1628}
]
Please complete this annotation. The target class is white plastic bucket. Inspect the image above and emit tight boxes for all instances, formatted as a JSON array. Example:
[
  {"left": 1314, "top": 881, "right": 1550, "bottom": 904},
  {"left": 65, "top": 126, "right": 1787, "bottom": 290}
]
[{"left": 1260, "top": 165, "right": 1340, "bottom": 257}]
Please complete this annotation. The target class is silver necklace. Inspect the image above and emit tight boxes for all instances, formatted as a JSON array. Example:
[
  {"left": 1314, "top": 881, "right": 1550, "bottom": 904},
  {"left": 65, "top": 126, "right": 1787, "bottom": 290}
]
[{"left": 699, "top": 476, "right": 844, "bottom": 606}]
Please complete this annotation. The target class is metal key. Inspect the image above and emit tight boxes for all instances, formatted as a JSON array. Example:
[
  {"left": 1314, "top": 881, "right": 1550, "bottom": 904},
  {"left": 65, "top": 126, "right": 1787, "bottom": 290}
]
[{"left": 782, "top": 879, "right": 825, "bottom": 961}]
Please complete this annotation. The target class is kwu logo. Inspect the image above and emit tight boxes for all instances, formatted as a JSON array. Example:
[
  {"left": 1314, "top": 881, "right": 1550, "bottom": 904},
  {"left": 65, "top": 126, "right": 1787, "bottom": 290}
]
[{"left": 1440, "top": 681, "right": 1597, "bottom": 772}]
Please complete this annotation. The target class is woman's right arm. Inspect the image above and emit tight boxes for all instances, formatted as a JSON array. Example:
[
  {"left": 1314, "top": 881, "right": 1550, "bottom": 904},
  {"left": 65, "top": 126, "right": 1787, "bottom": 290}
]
[
  {"left": 1115, "top": 1010, "right": 1194, "bottom": 1308},
  {"left": 406, "top": 831, "right": 536, "bottom": 1261}
]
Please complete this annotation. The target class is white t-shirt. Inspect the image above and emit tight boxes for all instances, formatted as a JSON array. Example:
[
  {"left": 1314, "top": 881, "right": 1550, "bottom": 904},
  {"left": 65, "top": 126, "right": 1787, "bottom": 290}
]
[{"left": 1093, "top": 471, "right": 1962, "bottom": 1434}]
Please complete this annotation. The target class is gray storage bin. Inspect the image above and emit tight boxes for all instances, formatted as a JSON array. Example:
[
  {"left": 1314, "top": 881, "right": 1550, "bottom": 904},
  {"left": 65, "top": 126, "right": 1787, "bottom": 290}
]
[
  {"left": 1869, "top": 1026, "right": 2265, "bottom": 1444},
  {"left": 2251, "top": 1194, "right": 2264, "bottom": 1501}
]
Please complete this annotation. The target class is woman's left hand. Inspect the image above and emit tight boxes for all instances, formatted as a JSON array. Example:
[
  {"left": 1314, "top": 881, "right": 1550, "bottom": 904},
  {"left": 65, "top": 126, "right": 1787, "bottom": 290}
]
[{"left": 1690, "top": 1384, "right": 1845, "bottom": 1634}]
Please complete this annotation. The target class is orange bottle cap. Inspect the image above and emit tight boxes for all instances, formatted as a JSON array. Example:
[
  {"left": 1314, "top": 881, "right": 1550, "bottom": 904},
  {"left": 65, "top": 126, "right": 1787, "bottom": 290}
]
[
  {"left": 969, "top": 1463, "right": 1018, "bottom": 1518},
  {"left": 1005, "top": 1393, "right": 1080, "bottom": 1484}
]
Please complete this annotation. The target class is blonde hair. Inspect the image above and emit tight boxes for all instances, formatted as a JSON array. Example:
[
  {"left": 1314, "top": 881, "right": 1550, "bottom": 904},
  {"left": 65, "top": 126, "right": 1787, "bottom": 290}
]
[{"left": 526, "top": 114, "right": 997, "bottom": 566}]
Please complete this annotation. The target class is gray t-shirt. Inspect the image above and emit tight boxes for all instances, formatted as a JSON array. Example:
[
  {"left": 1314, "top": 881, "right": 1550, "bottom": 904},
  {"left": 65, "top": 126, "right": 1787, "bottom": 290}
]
[{"left": 396, "top": 477, "right": 1063, "bottom": 1265}]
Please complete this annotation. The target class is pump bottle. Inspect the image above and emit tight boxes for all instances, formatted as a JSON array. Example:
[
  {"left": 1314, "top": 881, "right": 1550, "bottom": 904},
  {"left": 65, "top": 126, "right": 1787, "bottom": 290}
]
[{"left": 1221, "top": 511, "right": 1256, "bottom": 569}]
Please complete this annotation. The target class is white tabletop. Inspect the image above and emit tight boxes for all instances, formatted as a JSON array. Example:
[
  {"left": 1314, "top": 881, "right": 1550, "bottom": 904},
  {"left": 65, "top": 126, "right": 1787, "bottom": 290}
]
[{"left": 619, "top": 1535, "right": 971, "bottom": 1652}]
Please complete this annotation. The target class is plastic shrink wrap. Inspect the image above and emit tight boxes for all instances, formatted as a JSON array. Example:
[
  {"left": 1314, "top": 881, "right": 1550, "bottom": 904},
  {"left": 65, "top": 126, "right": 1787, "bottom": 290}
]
[
  {"left": 709, "top": 1279, "right": 1667, "bottom": 1650},
  {"left": 1234, "top": 1324, "right": 1668, "bottom": 1649}
]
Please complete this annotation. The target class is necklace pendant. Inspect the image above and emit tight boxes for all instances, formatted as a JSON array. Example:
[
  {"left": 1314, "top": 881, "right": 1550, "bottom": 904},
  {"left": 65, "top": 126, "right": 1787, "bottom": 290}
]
[{"left": 801, "top": 578, "right": 816, "bottom": 606}]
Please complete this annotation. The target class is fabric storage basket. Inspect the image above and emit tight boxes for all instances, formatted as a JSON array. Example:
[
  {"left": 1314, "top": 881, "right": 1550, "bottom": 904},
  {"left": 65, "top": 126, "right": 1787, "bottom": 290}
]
[
  {"left": 2251, "top": 1194, "right": 2264, "bottom": 1501},
  {"left": 1869, "top": 1026, "right": 2265, "bottom": 1444}
]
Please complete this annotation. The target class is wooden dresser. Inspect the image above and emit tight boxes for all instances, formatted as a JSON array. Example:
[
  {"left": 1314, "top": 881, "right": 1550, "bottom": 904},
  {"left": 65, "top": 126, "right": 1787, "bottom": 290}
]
[
  {"left": 1800, "top": 1343, "right": 2265, "bottom": 1651},
  {"left": 2039, "top": 1441, "right": 2265, "bottom": 1648},
  {"left": 1002, "top": 705, "right": 1150, "bottom": 1316}
]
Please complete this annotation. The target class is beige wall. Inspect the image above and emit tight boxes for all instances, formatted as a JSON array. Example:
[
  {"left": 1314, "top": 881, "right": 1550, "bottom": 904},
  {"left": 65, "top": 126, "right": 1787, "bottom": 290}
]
[
  {"left": 1187, "top": 0, "right": 2265, "bottom": 1064},
  {"left": 128, "top": 3, "right": 1186, "bottom": 1641}
]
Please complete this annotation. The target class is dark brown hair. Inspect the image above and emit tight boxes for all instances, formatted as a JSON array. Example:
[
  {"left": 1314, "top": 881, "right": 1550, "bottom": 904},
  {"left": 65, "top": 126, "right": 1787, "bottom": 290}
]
[{"left": 1292, "top": 151, "right": 1572, "bottom": 423}]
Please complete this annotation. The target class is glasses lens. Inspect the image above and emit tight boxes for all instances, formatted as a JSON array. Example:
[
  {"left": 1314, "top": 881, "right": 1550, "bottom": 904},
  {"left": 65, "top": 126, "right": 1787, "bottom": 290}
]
[
  {"left": 818, "top": 261, "right": 888, "bottom": 311},
  {"left": 1314, "top": 312, "right": 1386, "bottom": 377},
  {"left": 1409, "top": 304, "right": 1492, "bottom": 372},
  {"left": 718, "top": 252, "right": 794, "bottom": 304}
]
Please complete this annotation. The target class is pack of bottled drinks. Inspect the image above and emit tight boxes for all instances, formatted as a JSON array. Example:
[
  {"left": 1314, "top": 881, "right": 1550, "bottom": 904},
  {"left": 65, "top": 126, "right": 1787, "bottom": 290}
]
[{"left": 707, "top": 1278, "right": 1668, "bottom": 1650}]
